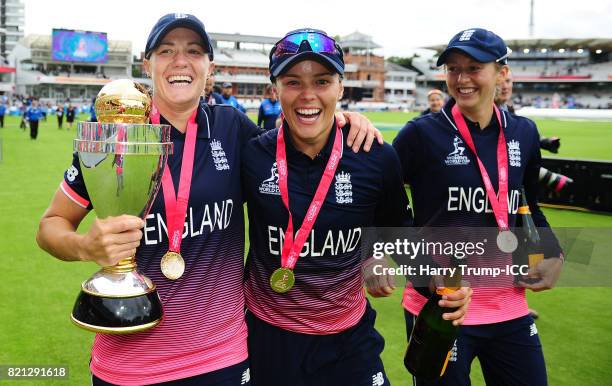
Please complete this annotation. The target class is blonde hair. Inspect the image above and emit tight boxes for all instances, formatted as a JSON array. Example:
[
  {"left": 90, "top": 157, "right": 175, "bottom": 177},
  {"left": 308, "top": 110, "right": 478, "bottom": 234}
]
[{"left": 427, "top": 89, "right": 444, "bottom": 98}]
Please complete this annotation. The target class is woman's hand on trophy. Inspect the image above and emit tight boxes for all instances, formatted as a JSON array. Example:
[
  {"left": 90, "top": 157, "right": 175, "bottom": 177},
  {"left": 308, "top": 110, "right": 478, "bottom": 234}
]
[
  {"left": 78, "top": 215, "right": 145, "bottom": 266},
  {"left": 439, "top": 284, "right": 473, "bottom": 326}
]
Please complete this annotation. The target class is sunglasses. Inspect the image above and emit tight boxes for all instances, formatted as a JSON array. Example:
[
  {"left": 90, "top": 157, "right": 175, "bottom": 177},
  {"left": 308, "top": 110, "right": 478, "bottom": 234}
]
[{"left": 271, "top": 29, "right": 341, "bottom": 61}]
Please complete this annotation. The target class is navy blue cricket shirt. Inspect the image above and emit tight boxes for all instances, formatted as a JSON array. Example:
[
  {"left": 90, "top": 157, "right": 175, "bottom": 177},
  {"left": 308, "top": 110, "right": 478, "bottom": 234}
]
[
  {"left": 393, "top": 98, "right": 562, "bottom": 325},
  {"left": 60, "top": 100, "right": 261, "bottom": 382},
  {"left": 242, "top": 121, "right": 412, "bottom": 334}
]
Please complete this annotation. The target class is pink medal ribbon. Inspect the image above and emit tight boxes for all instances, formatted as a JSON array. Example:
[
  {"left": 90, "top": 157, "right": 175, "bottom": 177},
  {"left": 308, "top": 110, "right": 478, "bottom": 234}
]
[
  {"left": 151, "top": 105, "right": 199, "bottom": 279},
  {"left": 451, "top": 104, "right": 517, "bottom": 253},
  {"left": 269, "top": 120, "right": 343, "bottom": 293}
]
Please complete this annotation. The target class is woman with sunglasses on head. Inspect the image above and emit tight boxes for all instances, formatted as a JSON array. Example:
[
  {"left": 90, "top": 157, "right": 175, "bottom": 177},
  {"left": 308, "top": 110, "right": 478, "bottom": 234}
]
[
  {"left": 241, "top": 29, "right": 471, "bottom": 386},
  {"left": 36, "top": 14, "right": 381, "bottom": 386},
  {"left": 392, "top": 28, "right": 563, "bottom": 386}
]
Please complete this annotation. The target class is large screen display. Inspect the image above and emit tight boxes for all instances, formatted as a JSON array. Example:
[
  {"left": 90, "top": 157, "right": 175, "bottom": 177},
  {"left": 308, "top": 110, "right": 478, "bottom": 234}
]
[{"left": 52, "top": 29, "right": 108, "bottom": 63}]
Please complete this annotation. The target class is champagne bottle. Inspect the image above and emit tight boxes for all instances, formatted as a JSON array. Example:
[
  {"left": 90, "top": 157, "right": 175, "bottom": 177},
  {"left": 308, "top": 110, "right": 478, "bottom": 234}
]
[
  {"left": 515, "top": 187, "right": 543, "bottom": 282},
  {"left": 404, "top": 265, "right": 460, "bottom": 380}
]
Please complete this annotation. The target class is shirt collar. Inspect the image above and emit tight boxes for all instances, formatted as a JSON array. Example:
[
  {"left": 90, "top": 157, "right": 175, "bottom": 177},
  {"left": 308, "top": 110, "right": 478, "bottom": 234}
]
[
  {"left": 463, "top": 111, "right": 499, "bottom": 133},
  {"left": 162, "top": 100, "right": 210, "bottom": 140},
  {"left": 442, "top": 97, "right": 501, "bottom": 134},
  {"left": 282, "top": 118, "right": 340, "bottom": 161}
]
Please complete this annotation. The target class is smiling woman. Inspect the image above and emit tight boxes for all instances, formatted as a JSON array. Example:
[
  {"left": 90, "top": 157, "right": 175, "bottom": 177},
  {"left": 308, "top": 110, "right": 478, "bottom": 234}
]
[
  {"left": 240, "top": 28, "right": 470, "bottom": 386},
  {"left": 274, "top": 60, "right": 343, "bottom": 158},
  {"left": 35, "top": 13, "right": 386, "bottom": 386},
  {"left": 268, "top": 29, "right": 345, "bottom": 158},
  {"left": 144, "top": 27, "right": 214, "bottom": 133},
  {"left": 393, "top": 28, "right": 563, "bottom": 386},
  {"left": 37, "top": 13, "right": 259, "bottom": 386},
  {"left": 444, "top": 53, "right": 507, "bottom": 128}
]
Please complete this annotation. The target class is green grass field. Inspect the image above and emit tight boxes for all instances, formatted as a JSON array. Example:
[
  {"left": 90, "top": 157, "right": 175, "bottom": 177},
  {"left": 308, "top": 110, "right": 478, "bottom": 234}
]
[{"left": 0, "top": 114, "right": 611, "bottom": 385}]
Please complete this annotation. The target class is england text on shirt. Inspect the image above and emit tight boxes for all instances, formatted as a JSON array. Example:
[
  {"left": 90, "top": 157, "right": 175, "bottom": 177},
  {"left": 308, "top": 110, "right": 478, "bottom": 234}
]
[
  {"left": 61, "top": 101, "right": 260, "bottom": 385},
  {"left": 242, "top": 122, "right": 413, "bottom": 334}
]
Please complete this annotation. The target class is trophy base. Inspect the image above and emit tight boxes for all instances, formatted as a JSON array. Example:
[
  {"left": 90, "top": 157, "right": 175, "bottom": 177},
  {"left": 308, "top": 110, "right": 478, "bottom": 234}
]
[
  {"left": 71, "top": 268, "right": 163, "bottom": 334},
  {"left": 71, "top": 290, "right": 163, "bottom": 334}
]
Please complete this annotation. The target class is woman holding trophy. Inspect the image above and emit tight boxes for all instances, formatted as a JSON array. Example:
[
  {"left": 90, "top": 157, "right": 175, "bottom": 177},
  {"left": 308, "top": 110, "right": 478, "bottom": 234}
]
[{"left": 37, "top": 13, "right": 382, "bottom": 386}]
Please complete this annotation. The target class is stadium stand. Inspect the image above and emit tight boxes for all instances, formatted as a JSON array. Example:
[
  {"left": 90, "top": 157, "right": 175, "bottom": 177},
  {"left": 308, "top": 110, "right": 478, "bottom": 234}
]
[
  {"left": 9, "top": 34, "right": 131, "bottom": 104},
  {"left": 5, "top": 30, "right": 609, "bottom": 113},
  {"left": 415, "top": 38, "right": 611, "bottom": 111}
]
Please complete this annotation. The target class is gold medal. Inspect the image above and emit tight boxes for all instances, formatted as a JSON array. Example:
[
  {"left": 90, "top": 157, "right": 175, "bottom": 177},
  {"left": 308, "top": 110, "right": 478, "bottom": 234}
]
[
  {"left": 160, "top": 251, "right": 185, "bottom": 280},
  {"left": 270, "top": 267, "right": 295, "bottom": 293}
]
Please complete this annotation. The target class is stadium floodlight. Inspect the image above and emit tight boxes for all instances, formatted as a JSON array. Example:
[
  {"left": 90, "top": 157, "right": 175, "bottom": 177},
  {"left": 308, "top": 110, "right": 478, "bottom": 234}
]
[
  {"left": 595, "top": 49, "right": 602, "bottom": 54},
  {"left": 523, "top": 48, "right": 530, "bottom": 53},
  {"left": 540, "top": 48, "right": 547, "bottom": 53},
  {"left": 577, "top": 48, "right": 584, "bottom": 53},
  {"left": 559, "top": 48, "right": 565, "bottom": 53}
]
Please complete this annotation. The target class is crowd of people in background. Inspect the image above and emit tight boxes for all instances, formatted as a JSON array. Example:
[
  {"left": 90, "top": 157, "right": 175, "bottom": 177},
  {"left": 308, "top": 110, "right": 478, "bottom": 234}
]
[
  {"left": 2, "top": 76, "right": 607, "bottom": 142},
  {"left": 1, "top": 80, "right": 609, "bottom": 137},
  {"left": 0, "top": 95, "right": 83, "bottom": 139}
]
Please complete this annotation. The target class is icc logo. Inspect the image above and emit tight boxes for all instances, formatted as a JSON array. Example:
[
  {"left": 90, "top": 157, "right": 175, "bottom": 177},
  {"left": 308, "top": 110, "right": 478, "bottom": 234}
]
[
  {"left": 444, "top": 136, "right": 470, "bottom": 166},
  {"left": 259, "top": 162, "right": 280, "bottom": 195}
]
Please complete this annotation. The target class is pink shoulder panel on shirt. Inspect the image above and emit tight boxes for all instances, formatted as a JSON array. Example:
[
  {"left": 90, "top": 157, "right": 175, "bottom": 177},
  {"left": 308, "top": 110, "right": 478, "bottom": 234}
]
[{"left": 60, "top": 180, "right": 89, "bottom": 208}]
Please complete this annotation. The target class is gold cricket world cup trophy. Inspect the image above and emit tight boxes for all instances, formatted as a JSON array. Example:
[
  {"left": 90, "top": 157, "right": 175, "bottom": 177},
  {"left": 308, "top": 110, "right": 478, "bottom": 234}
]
[{"left": 70, "top": 79, "right": 173, "bottom": 334}]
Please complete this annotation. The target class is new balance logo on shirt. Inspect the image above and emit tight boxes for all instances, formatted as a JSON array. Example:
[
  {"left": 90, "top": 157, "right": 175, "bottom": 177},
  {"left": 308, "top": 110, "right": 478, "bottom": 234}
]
[
  {"left": 449, "top": 340, "right": 458, "bottom": 362},
  {"left": 372, "top": 372, "right": 385, "bottom": 386},
  {"left": 240, "top": 368, "right": 250, "bottom": 385}
]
